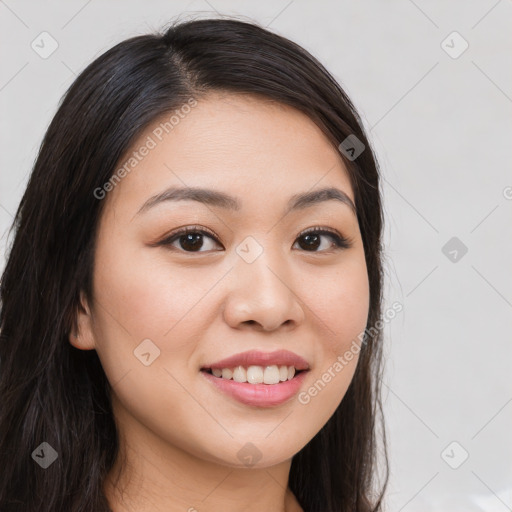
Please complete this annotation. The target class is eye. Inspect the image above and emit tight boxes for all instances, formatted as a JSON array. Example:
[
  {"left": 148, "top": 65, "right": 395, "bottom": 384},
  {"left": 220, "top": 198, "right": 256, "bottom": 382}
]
[
  {"left": 156, "top": 225, "right": 352, "bottom": 253},
  {"left": 157, "top": 225, "right": 222, "bottom": 253},
  {"left": 293, "top": 226, "right": 352, "bottom": 252}
]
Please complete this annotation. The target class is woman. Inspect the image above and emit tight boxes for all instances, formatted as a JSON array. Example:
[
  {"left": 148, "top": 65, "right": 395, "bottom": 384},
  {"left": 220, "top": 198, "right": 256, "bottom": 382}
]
[{"left": 0, "top": 16, "right": 388, "bottom": 512}]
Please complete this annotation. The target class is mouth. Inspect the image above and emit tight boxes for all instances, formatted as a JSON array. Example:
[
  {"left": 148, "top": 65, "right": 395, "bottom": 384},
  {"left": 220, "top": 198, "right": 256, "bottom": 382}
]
[
  {"left": 200, "top": 366, "right": 309, "bottom": 407},
  {"left": 199, "top": 349, "right": 311, "bottom": 406}
]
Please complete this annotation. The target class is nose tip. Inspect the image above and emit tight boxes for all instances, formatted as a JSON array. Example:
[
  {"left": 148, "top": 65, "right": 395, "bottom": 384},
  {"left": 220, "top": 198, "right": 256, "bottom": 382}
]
[{"left": 223, "top": 256, "right": 305, "bottom": 331}]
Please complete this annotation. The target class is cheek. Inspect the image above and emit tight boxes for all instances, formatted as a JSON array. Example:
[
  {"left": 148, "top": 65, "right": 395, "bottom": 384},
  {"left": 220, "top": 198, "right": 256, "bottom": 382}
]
[
  {"left": 303, "top": 255, "right": 370, "bottom": 354},
  {"left": 90, "top": 242, "right": 235, "bottom": 399},
  {"left": 295, "top": 255, "right": 369, "bottom": 415},
  {"left": 93, "top": 241, "right": 218, "bottom": 345}
]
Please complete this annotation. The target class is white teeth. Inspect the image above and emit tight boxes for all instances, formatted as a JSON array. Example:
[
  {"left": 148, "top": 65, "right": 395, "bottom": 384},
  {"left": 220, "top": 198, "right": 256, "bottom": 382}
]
[
  {"left": 232, "top": 366, "right": 247, "bottom": 382},
  {"left": 221, "top": 368, "right": 233, "bottom": 380},
  {"left": 247, "top": 365, "right": 263, "bottom": 384},
  {"left": 263, "top": 365, "right": 280, "bottom": 385},
  {"left": 208, "top": 365, "right": 299, "bottom": 384}
]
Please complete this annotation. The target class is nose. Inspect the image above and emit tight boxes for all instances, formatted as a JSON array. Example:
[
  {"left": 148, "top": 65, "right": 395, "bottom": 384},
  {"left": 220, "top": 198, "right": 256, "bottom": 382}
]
[{"left": 222, "top": 245, "right": 306, "bottom": 332}]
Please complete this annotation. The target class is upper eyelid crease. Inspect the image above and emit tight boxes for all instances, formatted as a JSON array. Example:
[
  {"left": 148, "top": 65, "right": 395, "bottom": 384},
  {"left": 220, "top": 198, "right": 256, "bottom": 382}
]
[{"left": 136, "top": 186, "right": 357, "bottom": 217}]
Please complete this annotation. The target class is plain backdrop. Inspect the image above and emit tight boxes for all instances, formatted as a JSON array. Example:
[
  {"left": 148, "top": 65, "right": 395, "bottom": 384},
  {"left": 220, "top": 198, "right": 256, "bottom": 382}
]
[{"left": 1, "top": 1, "right": 511, "bottom": 510}]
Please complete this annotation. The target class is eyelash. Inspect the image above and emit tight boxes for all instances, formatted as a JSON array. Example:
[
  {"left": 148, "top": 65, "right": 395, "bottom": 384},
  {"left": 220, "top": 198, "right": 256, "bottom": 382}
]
[{"left": 156, "top": 225, "right": 352, "bottom": 253}]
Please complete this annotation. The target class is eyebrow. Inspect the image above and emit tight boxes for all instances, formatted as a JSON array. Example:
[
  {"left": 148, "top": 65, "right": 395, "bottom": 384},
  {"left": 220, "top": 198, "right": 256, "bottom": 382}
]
[{"left": 136, "top": 185, "right": 356, "bottom": 217}]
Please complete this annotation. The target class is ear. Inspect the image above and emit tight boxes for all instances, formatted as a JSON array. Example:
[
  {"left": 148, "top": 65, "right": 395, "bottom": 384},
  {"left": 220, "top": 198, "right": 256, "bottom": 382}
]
[{"left": 68, "top": 290, "right": 96, "bottom": 350}]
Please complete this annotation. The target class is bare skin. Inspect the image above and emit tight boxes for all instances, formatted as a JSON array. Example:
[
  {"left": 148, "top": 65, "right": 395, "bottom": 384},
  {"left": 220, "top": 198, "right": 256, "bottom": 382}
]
[{"left": 71, "top": 92, "right": 370, "bottom": 512}]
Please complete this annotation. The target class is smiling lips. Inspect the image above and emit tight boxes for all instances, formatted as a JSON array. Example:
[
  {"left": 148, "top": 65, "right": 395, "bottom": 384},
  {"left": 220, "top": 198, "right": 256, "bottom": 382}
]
[
  {"left": 201, "top": 348, "right": 309, "bottom": 383},
  {"left": 200, "top": 349, "right": 310, "bottom": 407}
]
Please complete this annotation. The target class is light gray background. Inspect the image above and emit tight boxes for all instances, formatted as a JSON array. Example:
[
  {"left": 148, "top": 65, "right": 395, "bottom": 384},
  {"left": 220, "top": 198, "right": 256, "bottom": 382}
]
[{"left": 1, "top": 1, "right": 511, "bottom": 510}]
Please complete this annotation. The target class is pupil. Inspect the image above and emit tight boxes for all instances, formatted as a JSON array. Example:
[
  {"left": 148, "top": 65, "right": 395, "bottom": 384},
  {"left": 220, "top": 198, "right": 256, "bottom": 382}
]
[
  {"left": 181, "top": 233, "right": 203, "bottom": 251},
  {"left": 300, "top": 234, "right": 319, "bottom": 251}
]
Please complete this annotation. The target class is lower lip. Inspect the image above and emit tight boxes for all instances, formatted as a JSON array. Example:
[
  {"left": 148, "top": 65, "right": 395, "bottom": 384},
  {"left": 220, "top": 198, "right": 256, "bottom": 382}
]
[{"left": 200, "top": 370, "right": 309, "bottom": 407}]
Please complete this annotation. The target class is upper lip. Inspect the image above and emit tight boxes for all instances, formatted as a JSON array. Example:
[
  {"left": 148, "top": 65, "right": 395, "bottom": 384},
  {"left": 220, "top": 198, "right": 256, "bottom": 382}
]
[{"left": 202, "top": 349, "right": 310, "bottom": 371}]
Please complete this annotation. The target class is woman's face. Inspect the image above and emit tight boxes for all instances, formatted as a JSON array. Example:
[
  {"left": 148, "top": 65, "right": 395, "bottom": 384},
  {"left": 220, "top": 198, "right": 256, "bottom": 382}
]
[{"left": 74, "top": 92, "right": 370, "bottom": 468}]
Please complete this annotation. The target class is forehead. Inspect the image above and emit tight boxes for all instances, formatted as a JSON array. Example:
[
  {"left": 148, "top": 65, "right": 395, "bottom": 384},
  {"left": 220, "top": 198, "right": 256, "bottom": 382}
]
[{"left": 106, "top": 92, "right": 355, "bottom": 216}]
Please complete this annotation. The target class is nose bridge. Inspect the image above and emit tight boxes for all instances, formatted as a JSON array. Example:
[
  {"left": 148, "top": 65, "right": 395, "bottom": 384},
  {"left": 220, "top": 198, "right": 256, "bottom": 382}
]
[{"left": 236, "top": 234, "right": 289, "bottom": 297}]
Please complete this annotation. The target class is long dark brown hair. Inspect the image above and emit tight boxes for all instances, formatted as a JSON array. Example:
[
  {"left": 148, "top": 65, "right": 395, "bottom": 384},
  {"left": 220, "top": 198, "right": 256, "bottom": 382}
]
[{"left": 0, "top": 16, "right": 388, "bottom": 511}]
